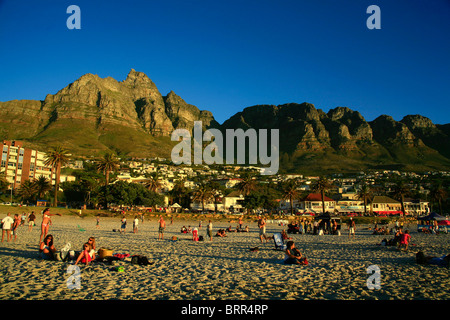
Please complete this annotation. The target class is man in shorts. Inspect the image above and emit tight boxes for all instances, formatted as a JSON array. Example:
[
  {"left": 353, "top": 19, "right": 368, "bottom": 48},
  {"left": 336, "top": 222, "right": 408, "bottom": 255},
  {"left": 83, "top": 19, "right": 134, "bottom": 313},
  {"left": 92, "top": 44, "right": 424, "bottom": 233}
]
[
  {"left": 158, "top": 216, "right": 166, "bottom": 240},
  {"left": 28, "top": 211, "right": 36, "bottom": 231},
  {"left": 2, "top": 213, "right": 14, "bottom": 242},
  {"left": 348, "top": 217, "right": 356, "bottom": 239}
]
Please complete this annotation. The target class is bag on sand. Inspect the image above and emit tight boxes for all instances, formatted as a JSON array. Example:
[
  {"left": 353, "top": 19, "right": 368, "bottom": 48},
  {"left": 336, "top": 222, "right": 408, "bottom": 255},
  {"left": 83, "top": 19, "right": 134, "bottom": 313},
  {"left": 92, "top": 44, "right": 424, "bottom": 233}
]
[{"left": 131, "top": 255, "right": 152, "bottom": 266}]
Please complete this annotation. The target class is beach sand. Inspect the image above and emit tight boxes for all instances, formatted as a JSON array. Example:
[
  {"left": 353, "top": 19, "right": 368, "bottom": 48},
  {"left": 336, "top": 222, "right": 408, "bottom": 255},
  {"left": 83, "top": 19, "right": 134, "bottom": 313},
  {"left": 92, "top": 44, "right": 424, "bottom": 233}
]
[{"left": 0, "top": 214, "right": 449, "bottom": 300}]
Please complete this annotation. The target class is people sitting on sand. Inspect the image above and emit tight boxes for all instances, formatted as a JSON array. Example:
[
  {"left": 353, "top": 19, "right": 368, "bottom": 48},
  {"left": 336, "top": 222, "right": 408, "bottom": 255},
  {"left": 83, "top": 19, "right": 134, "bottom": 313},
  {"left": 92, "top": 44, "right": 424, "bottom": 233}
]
[
  {"left": 215, "top": 229, "right": 227, "bottom": 237},
  {"left": 39, "top": 234, "right": 56, "bottom": 260},
  {"left": 227, "top": 225, "right": 237, "bottom": 232},
  {"left": 284, "top": 241, "right": 308, "bottom": 265},
  {"left": 75, "top": 242, "right": 93, "bottom": 266},
  {"left": 416, "top": 251, "right": 450, "bottom": 268},
  {"left": 181, "top": 226, "right": 188, "bottom": 233}
]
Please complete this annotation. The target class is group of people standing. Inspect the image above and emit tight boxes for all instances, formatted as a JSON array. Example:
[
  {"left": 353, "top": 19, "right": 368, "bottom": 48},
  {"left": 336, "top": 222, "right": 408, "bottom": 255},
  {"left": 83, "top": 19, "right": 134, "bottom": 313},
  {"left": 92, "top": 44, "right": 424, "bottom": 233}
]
[{"left": 1, "top": 208, "right": 59, "bottom": 243}]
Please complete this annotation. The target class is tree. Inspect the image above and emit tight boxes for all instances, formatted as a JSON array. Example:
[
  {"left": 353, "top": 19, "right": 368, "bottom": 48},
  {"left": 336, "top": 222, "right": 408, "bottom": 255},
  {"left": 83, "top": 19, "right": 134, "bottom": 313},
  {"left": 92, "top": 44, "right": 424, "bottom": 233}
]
[
  {"left": 145, "top": 171, "right": 162, "bottom": 193},
  {"left": 168, "top": 179, "right": 190, "bottom": 209},
  {"left": 97, "top": 152, "right": 120, "bottom": 186},
  {"left": 237, "top": 173, "right": 258, "bottom": 197},
  {"left": 237, "top": 174, "right": 259, "bottom": 214},
  {"left": 192, "top": 182, "right": 213, "bottom": 213},
  {"left": 311, "top": 177, "right": 334, "bottom": 214},
  {"left": 356, "top": 183, "right": 373, "bottom": 215},
  {"left": 282, "top": 179, "right": 300, "bottom": 215},
  {"left": 44, "top": 145, "right": 70, "bottom": 207},
  {"left": 391, "top": 180, "right": 410, "bottom": 216},
  {"left": 33, "top": 175, "right": 52, "bottom": 200},
  {"left": 429, "top": 183, "right": 447, "bottom": 215},
  {"left": 16, "top": 180, "right": 37, "bottom": 204}
]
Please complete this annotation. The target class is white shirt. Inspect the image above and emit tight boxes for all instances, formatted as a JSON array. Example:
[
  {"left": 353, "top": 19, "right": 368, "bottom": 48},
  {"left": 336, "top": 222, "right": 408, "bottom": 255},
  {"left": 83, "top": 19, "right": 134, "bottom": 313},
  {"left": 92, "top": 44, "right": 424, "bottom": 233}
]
[{"left": 2, "top": 216, "right": 14, "bottom": 229}]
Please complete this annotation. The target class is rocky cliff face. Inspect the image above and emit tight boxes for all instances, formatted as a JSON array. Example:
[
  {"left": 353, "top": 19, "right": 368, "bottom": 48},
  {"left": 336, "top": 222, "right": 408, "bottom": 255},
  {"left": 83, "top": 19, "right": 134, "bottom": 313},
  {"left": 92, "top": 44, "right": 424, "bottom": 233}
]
[
  {"left": 0, "top": 70, "right": 448, "bottom": 172},
  {"left": 221, "top": 102, "right": 450, "bottom": 172}
]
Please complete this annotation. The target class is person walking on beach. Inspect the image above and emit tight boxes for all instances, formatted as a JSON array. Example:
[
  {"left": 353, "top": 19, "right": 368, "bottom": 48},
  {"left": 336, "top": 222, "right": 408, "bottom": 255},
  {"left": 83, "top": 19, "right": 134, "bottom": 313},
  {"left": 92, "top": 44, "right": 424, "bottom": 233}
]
[
  {"left": 39, "top": 208, "right": 61, "bottom": 244},
  {"left": 207, "top": 220, "right": 213, "bottom": 241},
  {"left": 120, "top": 216, "right": 127, "bottom": 233},
  {"left": 158, "top": 215, "right": 166, "bottom": 240},
  {"left": 133, "top": 215, "right": 139, "bottom": 233},
  {"left": 1, "top": 213, "right": 14, "bottom": 242},
  {"left": 28, "top": 211, "right": 36, "bottom": 232},
  {"left": 399, "top": 229, "right": 411, "bottom": 251},
  {"left": 347, "top": 217, "right": 356, "bottom": 239},
  {"left": 20, "top": 212, "right": 27, "bottom": 226},
  {"left": 258, "top": 216, "right": 268, "bottom": 243},
  {"left": 95, "top": 216, "right": 100, "bottom": 229},
  {"left": 12, "top": 214, "right": 20, "bottom": 242}
]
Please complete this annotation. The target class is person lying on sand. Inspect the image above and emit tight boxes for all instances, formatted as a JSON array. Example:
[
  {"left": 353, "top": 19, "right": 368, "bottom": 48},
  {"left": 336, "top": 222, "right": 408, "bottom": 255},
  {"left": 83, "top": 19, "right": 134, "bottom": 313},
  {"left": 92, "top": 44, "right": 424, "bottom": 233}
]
[{"left": 416, "top": 251, "right": 450, "bottom": 268}]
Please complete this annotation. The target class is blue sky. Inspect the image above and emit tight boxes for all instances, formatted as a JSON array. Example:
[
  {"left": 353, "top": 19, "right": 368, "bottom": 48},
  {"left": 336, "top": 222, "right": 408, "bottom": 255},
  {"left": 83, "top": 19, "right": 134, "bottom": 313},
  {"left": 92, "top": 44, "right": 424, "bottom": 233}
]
[{"left": 0, "top": 0, "right": 449, "bottom": 125}]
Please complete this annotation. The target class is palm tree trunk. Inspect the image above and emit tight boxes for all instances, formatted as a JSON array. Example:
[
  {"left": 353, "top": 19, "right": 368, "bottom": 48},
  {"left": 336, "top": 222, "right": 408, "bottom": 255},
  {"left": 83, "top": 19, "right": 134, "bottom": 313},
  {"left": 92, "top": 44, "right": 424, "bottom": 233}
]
[
  {"left": 321, "top": 190, "right": 325, "bottom": 213},
  {"left": 54, "top": 164, "right": 61, "bottom": 207},
  {"left": 401, "top": 194, "right": 405, "bottom": 217},
  {"left": 290, "top": 195, "right": 294, "bottom": 215}
]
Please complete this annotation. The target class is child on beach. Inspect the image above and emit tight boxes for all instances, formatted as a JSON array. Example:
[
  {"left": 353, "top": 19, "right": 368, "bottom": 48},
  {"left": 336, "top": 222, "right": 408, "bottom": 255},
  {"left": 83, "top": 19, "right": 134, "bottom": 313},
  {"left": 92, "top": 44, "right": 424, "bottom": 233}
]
[
  {"left": 120, "top": 217, "right": 127, "bottom": 233},
  {"left": 12, "top": 214, "right": 20, "bottom": 242},
  {"left": 75, "top": 242, "right": 93, "bottom": 265},
  {"left": 399, "top": 230, "right": 411, "bottom": 251}
]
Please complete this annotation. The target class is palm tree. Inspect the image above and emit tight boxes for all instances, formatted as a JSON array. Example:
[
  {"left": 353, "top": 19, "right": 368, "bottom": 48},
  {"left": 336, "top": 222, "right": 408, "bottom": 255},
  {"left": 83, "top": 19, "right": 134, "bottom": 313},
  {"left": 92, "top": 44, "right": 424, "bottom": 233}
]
[
  {"left": 33, "top": 175, "right": 52, "bottom": 200},
  {"left": 44, "top": 145, "right": 70, "bottom": 207},
  {"left": 16, "top": 180, "right": 37, "bottom": 204},
  {"left": 282, "top": 179, "right": 300, "bottom": 215},
  {"left": 237, "top": 173, "right": 258, "bottom": 196},
  {"left": 192, "top": 182, "right": 213, "bottom": 213},
  {"left": 391, "top": 180, "right": 410, "bottom": 216},
  {"left": 237, "top": 174, "right": 258, "bottom": 214},
  {"left": 97, "top": 152, "right": 120, "bottom": 186},
  {"left": 311, "top": 177, "right": 334, "bottom": 214},
  {"left": 145, "top": 171, "right": 162, "bottom": 193},
  {"left": 356, "top": 183, "right": 373, "bottom": 215},
  {"left": 429, "top": 183, "right": 447, "bottom": 215}
]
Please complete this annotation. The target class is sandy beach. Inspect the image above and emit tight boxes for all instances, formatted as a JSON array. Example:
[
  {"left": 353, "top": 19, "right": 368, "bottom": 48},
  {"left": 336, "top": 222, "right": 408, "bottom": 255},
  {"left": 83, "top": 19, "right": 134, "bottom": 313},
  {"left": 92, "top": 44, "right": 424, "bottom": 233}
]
[{"left": 0, "top": 213, "right": 449, "bottom": 301}]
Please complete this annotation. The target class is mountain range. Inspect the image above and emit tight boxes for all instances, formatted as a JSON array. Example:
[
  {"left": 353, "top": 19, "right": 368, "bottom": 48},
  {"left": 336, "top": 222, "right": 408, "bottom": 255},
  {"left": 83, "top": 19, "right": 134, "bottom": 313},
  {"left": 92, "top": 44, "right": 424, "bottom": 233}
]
[{"left": 1, "top": 69, "right": 449, "bottom": 174}]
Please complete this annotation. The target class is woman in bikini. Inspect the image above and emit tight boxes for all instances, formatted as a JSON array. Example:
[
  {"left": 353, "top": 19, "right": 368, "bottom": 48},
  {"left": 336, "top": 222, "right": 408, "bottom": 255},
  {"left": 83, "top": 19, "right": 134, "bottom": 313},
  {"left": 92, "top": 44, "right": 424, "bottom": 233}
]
[{"left": 39, "top": 208, "right": 61, "bottom": 244}]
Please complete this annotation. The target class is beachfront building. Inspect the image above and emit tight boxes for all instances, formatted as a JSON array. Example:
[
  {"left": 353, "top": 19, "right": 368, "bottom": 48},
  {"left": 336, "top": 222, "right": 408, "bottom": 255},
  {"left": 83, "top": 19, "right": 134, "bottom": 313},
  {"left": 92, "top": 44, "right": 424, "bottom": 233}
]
[
  {"left": 190, "top": 190, "right": 245, "bottom": 213},
  {"left": 297, "top": 193, "right": 336, "bottom": 214},
  {"left": 370, "top": 195, "right": 402, "bottom": 215},
  {"left": 403, "top": 198, "right": 430, "bottom": 216},
  {"left": 1, "top": 140, "right": 55, "bottom": 189}
]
